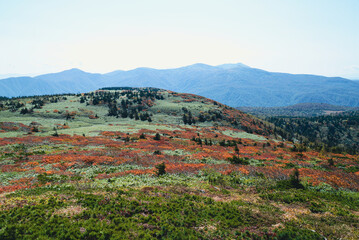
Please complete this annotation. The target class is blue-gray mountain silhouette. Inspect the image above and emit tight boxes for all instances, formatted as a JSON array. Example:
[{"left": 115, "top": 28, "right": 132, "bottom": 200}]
[{"left": 1, "top": 63, "right": 359, "bottom": 107}]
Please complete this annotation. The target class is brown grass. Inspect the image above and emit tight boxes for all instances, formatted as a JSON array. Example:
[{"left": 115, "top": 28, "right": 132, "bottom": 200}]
[
  {"left": 273, "top": 203, "right": 310, "bottom": 221},
  {"left": 53, "top": 205, "right": 86, "bottom": 217}
]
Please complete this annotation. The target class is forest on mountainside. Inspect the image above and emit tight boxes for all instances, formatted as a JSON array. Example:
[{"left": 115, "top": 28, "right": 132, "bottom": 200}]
[
  {"left": 266, "top": 111, "right": 359, "bottom": 154},
  {"left": 238, "top": 103, "right": 355, "bottom": 117}
]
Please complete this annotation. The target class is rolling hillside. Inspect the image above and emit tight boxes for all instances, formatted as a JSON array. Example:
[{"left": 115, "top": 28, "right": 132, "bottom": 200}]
[
  {"left": 0, "top": 89, "right": 358, "bottom": 239},
  {"left": 1, "top": 63, "right": 359, "bottom": 107}
]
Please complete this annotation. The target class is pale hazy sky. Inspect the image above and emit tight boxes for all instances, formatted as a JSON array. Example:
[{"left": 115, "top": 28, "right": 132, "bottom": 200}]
[{"left": 1, "top": 0, "right": 359, "bottom": 79}]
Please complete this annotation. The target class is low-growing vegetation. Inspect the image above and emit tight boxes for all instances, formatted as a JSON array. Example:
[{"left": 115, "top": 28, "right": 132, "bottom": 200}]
[{"left": 0, "top": 88, "right": 358, "bottom": 239}]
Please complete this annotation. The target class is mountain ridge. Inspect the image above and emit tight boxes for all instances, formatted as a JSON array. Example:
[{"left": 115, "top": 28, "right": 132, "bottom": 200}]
[{"left": 1, "top": 63, "right": 359, "bottom": 107}]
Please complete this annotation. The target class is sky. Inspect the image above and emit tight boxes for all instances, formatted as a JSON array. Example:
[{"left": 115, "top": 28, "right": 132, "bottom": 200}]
[{"left": 0, "top": 0, "right": 359, "bottom": 79}]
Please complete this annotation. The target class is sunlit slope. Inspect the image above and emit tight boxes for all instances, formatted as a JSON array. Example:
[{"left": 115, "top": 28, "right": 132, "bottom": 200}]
[{"left": 0, "top": 87, "right": 273, "bottom": 139}]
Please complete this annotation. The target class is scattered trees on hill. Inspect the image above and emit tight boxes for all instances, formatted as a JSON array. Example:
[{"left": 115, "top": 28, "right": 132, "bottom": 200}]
[
  {"left": 267, "top": 111, "right": 359, "bottom": 154},
  {"left": 80, "top": 89, "right": 160, "bottom": 123}
]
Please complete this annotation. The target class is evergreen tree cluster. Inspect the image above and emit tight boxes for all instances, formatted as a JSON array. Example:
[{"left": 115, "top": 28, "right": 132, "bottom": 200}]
[
  {"left": 182, "top": 107, "right": 225, "bottom": 125},
  {"left": 0, "top": 95, "right": 65, "bottom": 113},
  {"left": 219, "top": 139, "right": 242, "bottom": 147},
  {"left": 191, "top": 137, "right": 213, "bottom": 146},
  {"left": 80, "top": 89, "right": 165, "bottom": 122},
  {"left": 182, "top": 111, "right": 196, "bottom": 125},
  {"left": 267, "top": 111, "right": 359, "bottom": 154}
]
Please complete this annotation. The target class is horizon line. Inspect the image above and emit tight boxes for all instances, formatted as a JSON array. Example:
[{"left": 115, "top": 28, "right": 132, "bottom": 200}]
[{"left": 0, "top": 62, "right": 358, "bottom": 80}]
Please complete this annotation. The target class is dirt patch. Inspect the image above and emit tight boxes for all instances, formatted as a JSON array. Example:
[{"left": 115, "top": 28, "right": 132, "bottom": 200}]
[
  {"left": 196, "top": 224, "right": 217, "bottom": 231},
  {"left": 273, "top": 203, "right": 310, "bottom": 221},
  {"left": 53, "top": 205, "right": 86, "bottom": 217}
]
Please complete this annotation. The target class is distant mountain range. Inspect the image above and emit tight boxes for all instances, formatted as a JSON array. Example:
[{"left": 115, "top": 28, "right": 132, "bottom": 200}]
[{"left": 1, "top": 63, "right": 359, "bottom": 107}]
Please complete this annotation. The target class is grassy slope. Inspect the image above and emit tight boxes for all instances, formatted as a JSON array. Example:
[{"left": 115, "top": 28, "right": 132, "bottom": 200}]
[
  {"left": 0, "top": 89, "right": 358, "bottom": 239},
  {"left": 0, "top": 92, "right": 265, "bottom": 139}
]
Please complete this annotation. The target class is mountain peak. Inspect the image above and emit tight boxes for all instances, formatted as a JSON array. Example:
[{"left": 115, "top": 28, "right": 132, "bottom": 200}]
[
  {"left": 62, "top": 68, "right": 85, "bottom": 73},
  {"left": 181, "top": 63, "right": 214, "bottom": 70},
  {"left": 36, "top": 68, "right": 86, "bottom": 78},
  {"left": 216, "top": 63, "right": 250, "bottom": 69}
]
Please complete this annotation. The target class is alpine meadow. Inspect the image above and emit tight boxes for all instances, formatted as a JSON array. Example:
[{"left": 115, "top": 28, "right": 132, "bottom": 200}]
[{"left": 1, "top": 1, "right": 359, "bottom": 240}]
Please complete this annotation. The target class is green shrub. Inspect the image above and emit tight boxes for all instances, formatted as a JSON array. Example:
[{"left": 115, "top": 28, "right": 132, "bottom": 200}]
[
  {"left": 155, "top": 162, "right": 166, "bottom": 176},
  {"left": 153, "top": 150, "right": 161, "bottom": 155},
  {"left": 276, "top": 169, "right": 304, "bottom": 190},
  {"left": 328, "top": 158, "right": 335, "bottom": 166},
  {"left": 309, "top": 201, "right": 327, "bottom": 213},
  {"left": 284, "top": 162, "right": 296, "bottom": 168},
  {"left": 153, "top": 133, "right": 161, "bottom": 141},
  {"left": 228, "top": 156, "right": 249, "bottom": 165}
]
